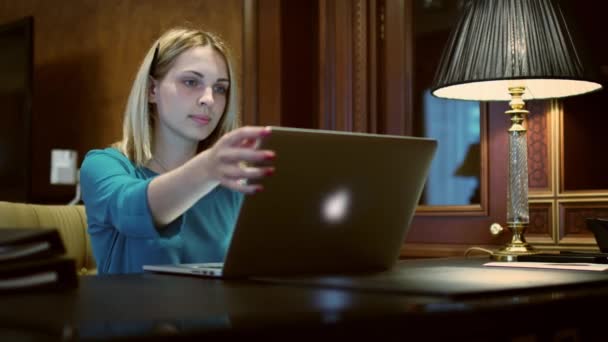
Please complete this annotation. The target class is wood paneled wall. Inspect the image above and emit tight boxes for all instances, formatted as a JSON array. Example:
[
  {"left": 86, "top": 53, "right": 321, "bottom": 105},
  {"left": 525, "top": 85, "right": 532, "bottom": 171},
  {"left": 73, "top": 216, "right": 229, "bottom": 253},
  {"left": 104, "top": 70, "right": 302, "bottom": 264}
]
[
  {"left": 0, "top": 0, "right": 243, "bottom": 203},
  {"left": 7, "top": 0, "right": 600, "bottom": 257},
  {"left": 250, "top": 0, "right": 511, "bottom": 257}
]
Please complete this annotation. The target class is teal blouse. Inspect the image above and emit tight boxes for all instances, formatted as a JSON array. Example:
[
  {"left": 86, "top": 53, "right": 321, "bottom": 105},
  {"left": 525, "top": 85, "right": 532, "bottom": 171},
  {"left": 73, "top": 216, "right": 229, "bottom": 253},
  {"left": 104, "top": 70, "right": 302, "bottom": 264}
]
[{"left": 80, "top": 148, "right": 243, "bottom": 274}]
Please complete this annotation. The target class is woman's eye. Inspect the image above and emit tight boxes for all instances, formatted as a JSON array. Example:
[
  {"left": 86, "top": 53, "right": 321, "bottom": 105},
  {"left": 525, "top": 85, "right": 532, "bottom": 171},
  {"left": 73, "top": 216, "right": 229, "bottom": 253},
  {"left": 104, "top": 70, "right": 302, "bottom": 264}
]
[
  {"left": 183, "top": 79, "right": 199, "bottom": 87},
  {"left": 213, "top": 85, "right": 228, "bottom": 94}
]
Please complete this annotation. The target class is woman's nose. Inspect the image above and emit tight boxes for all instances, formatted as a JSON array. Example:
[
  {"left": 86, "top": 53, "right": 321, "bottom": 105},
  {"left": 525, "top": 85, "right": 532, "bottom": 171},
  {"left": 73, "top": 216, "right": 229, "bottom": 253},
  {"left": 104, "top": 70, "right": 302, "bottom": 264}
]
[{"left": 198, "top": 86, "right": 214, "bottom": 106}]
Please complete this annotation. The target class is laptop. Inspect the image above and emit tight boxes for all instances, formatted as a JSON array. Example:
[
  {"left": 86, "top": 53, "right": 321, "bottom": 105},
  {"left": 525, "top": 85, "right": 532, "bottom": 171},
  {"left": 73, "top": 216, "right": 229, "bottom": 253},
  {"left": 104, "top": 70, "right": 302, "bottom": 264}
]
[{"left": 143, "top": 126, "right": 437, "bottom": 278}]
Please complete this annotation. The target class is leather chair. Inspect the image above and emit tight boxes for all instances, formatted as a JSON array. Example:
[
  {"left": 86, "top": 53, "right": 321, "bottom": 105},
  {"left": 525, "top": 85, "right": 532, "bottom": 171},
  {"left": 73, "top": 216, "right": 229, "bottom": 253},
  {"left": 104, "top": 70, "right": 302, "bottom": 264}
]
[{"left": 0, "top": 201, "right": 96, "bottom": 275}]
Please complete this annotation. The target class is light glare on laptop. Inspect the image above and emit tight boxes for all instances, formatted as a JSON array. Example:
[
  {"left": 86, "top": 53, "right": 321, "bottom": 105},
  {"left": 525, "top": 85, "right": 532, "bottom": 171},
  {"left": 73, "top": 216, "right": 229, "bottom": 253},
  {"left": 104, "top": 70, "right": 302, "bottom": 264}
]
[{"left": 322, "top": 188, "right": 351, "bottom": 224}]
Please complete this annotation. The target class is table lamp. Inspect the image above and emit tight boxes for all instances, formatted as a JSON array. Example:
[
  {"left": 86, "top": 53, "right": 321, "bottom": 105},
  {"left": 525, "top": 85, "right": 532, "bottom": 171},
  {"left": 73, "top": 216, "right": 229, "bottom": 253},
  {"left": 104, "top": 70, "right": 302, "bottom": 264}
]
[{"left": 431, "top": 0, "right": 603, "bottom": 261}]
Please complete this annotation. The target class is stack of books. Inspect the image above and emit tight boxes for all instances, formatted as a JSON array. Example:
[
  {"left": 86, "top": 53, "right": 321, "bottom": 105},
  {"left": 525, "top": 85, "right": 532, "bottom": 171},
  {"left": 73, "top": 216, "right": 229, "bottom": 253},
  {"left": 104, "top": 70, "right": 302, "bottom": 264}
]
[{"left": 0, "top": 228, "right": 78, "bottom": 292}]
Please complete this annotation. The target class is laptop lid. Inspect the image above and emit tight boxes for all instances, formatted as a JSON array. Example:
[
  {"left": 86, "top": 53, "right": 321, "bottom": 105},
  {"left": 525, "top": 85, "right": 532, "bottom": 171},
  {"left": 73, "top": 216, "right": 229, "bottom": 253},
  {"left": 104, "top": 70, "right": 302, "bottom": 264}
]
[{"left": 220, "top": 126, "right": 437, "bottom": 278}]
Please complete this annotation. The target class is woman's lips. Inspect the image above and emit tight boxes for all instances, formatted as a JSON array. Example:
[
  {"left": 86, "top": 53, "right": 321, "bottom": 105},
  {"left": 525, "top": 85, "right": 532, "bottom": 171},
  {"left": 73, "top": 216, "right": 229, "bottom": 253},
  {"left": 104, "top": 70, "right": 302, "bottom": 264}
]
[{"left": 189, "top": 115, "right": 211, "bottom": 125}]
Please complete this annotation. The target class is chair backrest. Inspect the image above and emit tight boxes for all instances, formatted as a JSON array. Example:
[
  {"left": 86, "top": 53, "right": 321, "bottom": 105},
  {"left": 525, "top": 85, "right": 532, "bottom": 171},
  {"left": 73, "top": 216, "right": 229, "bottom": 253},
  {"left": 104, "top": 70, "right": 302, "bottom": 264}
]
[{"left": 0, "top": 201, "right": 96, "bottom": 274}]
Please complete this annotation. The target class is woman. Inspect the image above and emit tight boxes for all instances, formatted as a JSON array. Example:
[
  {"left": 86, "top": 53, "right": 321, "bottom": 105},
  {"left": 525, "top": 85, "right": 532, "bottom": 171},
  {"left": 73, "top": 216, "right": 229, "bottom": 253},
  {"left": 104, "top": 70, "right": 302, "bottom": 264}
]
[{"left": 80, "top": 27, "right": 275, "bottom": 274}]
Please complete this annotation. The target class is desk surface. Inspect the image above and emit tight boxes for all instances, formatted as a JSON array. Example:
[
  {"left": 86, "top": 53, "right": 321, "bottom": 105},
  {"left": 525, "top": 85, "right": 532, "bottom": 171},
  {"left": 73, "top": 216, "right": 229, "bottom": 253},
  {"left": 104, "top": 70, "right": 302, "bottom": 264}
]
[{"left": 3, "top": 257, "right": 608, "bottom": 341}]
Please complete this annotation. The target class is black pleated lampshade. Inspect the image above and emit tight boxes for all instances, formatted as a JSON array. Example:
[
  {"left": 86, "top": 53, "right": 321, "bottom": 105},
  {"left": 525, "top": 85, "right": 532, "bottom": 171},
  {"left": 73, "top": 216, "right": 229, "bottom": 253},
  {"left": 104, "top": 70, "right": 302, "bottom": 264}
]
[{"left": 432, "top": 0, "right": 602, "bottom": 101}]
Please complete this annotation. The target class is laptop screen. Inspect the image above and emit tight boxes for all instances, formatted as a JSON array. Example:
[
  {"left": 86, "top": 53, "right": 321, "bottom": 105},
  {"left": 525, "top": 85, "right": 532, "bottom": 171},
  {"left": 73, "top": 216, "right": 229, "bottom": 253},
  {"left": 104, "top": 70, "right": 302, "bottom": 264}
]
[{"left": 222, "top": 127, "right": 437, "bottom": 277}]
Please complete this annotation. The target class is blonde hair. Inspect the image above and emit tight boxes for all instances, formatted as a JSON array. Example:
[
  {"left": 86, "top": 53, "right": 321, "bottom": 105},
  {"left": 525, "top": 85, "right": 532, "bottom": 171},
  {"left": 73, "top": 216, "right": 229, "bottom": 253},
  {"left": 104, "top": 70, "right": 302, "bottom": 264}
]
[{"left": 116, "top": 27, "right": 240, "bottom": 166}]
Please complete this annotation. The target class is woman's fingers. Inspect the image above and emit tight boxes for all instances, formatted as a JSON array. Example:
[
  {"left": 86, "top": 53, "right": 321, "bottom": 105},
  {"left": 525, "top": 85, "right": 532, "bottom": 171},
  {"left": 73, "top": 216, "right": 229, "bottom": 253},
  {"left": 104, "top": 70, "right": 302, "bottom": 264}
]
[
  {"left": 220, "top": 126, "right": 271, "bottom": 147},
  {"left": 238, "top": 137, "right": 261, "bottom": 149},
  {"left": 217, "top": 148, "right": 275, "bottom": 164},
  {"left": 220, "top": 164, "right": 274, "bottom": 181},
  {"left": 223, "top": 179, "right": 264, "bottom": 194},
  {"left": 208, "top": 126, "right": 275, "bottom": 193}
]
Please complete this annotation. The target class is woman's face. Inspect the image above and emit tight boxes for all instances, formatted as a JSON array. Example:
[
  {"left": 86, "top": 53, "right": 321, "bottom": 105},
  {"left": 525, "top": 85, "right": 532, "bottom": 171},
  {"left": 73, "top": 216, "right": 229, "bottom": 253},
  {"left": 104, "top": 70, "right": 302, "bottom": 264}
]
[{"left": 150, "top": 45, "right": 229, "bottom": 144}]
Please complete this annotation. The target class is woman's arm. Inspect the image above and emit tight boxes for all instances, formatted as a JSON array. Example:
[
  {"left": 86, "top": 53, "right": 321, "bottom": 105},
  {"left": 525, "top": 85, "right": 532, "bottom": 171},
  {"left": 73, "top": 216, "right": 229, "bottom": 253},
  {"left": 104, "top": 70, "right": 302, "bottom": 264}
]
[
  {"left": 147, "top": 126, "right": 275, "bottom": 227},
  {"left": 81, "top": 151, "right": 159, "bottom": 239}
]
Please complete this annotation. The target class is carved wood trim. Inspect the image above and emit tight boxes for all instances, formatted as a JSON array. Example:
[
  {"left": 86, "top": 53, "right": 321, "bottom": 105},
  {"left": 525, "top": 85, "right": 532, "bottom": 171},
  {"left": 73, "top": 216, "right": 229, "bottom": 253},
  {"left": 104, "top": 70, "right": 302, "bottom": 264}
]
[
  {"left": 317, "top": 0, "right": 374, "bottom": 132},
  {"left": 381, "top": 0, "right": 412, "bottom": 135},
  {"left": 335, "top": 0, "right": 353, "bottom": 131},
  {"left": 242, "top": 0, "right": 258, "bottom": 125},
  {"left": 257, "top": 0, "right": 282, "bottom": 126},
  {"left": 479, "top": 103, "right": 490, "bottom": 216},
  {"left": 558, "top": 200, "right": 608, "bottom": 245},
  {"left": 415, "top": 205, "right": 483, "bottom": 216},
  {"left": 527, "top": 100, "right": 552, "bottom": 194},
  {"left": 353, "top": 0, "right": 367, "bottom": 132},
  {"left": 375, "top": 0, "right": 385, "bottom": 133},
  {"left": 318, "top": 0, "right": 335, "bottom": 130},
  {"left": 558, "top": 100, "right": 566, "bottom": 194},
  {"left": 527, "top": 201, "right": 554, "bottom": 244},
  {"left": 242, "top": 0, "right": 282, "bottom": 126},
  {"left": 558, "top": 191, "right": 608, "bottom": 198},
  {"left": 368, "top": 0, "right": 378, "bottom": 133},
  {"left": 318, "top": 0, "right": 365, "bottom": 132}
]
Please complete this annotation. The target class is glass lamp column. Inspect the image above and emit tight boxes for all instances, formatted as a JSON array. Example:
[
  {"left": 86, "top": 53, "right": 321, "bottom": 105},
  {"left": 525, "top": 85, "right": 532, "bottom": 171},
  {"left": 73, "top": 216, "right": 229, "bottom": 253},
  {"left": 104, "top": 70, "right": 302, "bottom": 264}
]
[{"left": 491, "top": 86, "right": 538, "bottom": 261}]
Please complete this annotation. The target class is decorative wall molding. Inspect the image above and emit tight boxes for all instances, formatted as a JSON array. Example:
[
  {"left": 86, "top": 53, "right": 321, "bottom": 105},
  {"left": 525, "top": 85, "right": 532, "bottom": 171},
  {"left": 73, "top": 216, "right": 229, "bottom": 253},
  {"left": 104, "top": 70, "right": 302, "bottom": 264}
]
[
  {"left": 242, "top": 0, "right": 282, "bottom": 126},
  {"left": 527, "top": 201, "right": 554, "bottom": 243},
  {"left": 242, "top": 0, "right": 258, "bottom": 125},
  {"left": 318, "top": 0, "right": 371, "bottom": 132},
  {"left": 527, "top": 101, "right": 551, "bottom": 192},
  {"left": 352, "top": 0, "right": 368, "bottom": 132},
  {"left": 559, "top": 200, "right": 608, "bottom": 244}
]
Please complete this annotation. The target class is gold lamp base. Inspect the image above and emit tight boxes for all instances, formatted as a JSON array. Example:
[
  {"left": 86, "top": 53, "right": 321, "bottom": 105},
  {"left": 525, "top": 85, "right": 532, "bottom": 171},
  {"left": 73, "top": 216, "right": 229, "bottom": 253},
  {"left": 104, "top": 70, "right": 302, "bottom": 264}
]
[
  {"left": 489, "top": 222, "right": 540, "bottom": 261},
  {"left": 490, "top": 244, "right": 539, "bottom": 261}
]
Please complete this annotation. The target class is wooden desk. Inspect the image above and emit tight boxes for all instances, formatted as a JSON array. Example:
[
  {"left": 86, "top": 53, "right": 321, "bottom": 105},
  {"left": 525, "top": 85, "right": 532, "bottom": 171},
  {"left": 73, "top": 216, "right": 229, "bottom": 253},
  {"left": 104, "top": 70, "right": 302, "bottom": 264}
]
[{"left": 2, "top": 257, "right": 608, "bottom": 341}]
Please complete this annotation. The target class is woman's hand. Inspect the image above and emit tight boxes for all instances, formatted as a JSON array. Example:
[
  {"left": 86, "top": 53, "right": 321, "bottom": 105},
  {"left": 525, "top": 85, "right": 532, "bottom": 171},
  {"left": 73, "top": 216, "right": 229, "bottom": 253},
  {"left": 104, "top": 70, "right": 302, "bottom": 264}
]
[
  {"left": 147, "top": 126, "right": 274, "bottom": 227},
  {"left": 203, "top": 126, "right": 275, "bottom": 194}
]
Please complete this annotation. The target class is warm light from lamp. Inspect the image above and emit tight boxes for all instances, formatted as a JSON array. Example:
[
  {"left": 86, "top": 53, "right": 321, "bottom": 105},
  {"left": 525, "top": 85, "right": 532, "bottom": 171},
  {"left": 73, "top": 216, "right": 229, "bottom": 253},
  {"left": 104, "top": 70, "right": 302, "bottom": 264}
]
[{"left": 433, "top": 79, "right": 602, "bottom": 101}]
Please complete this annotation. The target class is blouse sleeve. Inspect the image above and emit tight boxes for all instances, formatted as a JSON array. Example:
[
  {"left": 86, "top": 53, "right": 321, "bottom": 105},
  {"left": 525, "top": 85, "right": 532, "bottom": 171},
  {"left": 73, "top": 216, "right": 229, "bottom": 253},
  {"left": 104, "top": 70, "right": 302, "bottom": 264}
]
[{"left": 80, "top": 149, "right": 159, "bottom": 239}]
